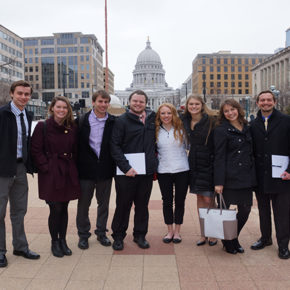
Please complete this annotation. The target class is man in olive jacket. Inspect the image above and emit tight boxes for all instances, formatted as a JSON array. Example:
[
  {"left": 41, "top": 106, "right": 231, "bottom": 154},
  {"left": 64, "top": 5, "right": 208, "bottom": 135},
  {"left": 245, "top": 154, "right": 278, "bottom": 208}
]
[
  {"left": 250, "top": 90, "right": 290, "bottom": 259},
  {"left": 110, "top": 90, "right": 157, "bottom": 251}
]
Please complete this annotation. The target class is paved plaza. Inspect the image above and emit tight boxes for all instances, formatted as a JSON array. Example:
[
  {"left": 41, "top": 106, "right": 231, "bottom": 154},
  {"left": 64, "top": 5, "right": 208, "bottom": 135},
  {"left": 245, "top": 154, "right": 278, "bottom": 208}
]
[{"left": 1, "top": 175, "right": 290, "bottom": 290}]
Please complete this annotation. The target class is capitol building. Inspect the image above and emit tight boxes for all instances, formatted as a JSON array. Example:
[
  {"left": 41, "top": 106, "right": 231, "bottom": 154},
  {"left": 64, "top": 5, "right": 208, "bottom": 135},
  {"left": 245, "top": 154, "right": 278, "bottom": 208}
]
[{"left": 115, "top": 39, "right": 180, "bottom": 111}]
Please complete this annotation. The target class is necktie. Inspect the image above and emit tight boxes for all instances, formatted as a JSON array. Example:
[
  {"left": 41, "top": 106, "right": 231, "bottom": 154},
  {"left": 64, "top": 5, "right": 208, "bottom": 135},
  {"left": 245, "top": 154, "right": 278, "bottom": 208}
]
[
  {"left": 264, "top": 117, "right": 268, "bottom": 131},
  {"left": 20, "top": 113, "right": 27, "bottom": 162}
]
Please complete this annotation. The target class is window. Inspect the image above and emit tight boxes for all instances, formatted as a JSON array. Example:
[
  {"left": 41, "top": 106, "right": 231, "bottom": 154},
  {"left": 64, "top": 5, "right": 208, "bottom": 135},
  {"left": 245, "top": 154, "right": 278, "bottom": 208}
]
[
  {"left": 210, "top": 66, "right": 214, "bottom": 72},
  {"left": 210, "top": 58, "right": 213, "bottom": 64},
  {"left": 86, "top": 73, "right": 89, "bottom": 79},
  {"left": 81, "top": 73, "right": 84, "bottom": 79},
  {"left": 210, "top": 74, "right": 214, "bottom": 80},
  {"left": 224, "top": 74, "right": 228, "bottom": 80},
  {"left": 224, "top": 89, "right": 228, "bottom": 94},
  {"left": 245, "top": 82, "right": 249, "bottom": 87},
  {"left": 252, "top": 58, "right": 256, "bottom": 65},
  {"left": 35, "top": 57, "right": 38, "bottom": 63},
  {"left": 217, "top": 58, "right": 220, "bottom": 65},
  {"left": 217, "top": 82, "right": 221, "bottom": 87},
  {"left": 24, "top": 39, "right": 38, "bottom": 46},
  {"left": 245, "top": 74, "right": 249, "bottom": 80},
  {"left": 41, "top": 48, "right": 54, "bottom": 54},
  {"left": 210, "top": 82, "right": 214, "bottom": 87},
  {"left": 245, "top": 66, "right": 249, "bottom": 72},
  {"left": 245, "top": 89, "right": 249, "bottom": 94},
  {"left": 231, "top": 74, "right": 235, "bottom": 80},
  {"left": 238, "top": 89, "right": 242, "bottom": 94},
  {"left": 35, "top": 48, "right": 38, "bottom": 54},
  {"left": 238, "top": 58, "right": 242, "bottom": 64},
  {"left": 86, "top": 55, "right": 89, "bottom": 62},
  {"left": 231, "top": 82, "right": 235, "bottom": 87},
  {"left": 41, "top": 39, "right": 54, "bottom": 45},
  {"left": 224, "top": 58, "right": 228, "bottom": 64},
  {"left": 82, "top": 91, "right": 90, "bottom": 98},
  {"left": 224, "top": 82, "right": 228, "bottom": 87},
  {"left": 238, "top": 66, "right": 242, "bottom": 72},
  {"left": 35, "top": 66, "right": 38, "bottom": 72},
  {"left": 238, "top": 82, "right": 242, "bottom": 87},
  {"left": 81, "top": 82, "right": 84, "bottom": 88},
  {"left": 25, "top": 67, "right": 28, "bottom": 72},
  {"left": 245, "top": 59, "right": 248, "bottom": 65},
  {"left": 80, "top": 37, "right": 89, "bottom": 44},
  {"left": 202, "top": 58, "right": 206, "bottom": 64},
  {"left": 86, "top": 47, "right": 89, "bottom": 52},
  {"left": 231, "top": 58, "right": 235, "bottom": 64},
  {"left": 36, "top": 75, "right": 39, "bottom": 81},
  {"left": 238, "top": 74, "right": 242, "bottom": 80},
  {"left": 210, "top": 89, "right": 214, "bottom": 94},
  {"left": 231, "top": 66, "right": 235, "bottom": 72},
  {"left": 217, "top": 66, "right": 221, "bottom": 72},
  {"left": 217, "top": 74, "right": 221, "bottom": 80},
  {"left": 224, "top": 66, "right": 228, "bottom": 72},
  {"left": 80, "top": 47, "right": 84, "bottom": 53},
  {"left": 231, "top": 89, "right": 235, "bottom": 94},
  {"left": 86, "top": 83, "right": 90, "bottom": 88},
  {"left": 80, "top": 55, "right": 84, "bottom": 62}
]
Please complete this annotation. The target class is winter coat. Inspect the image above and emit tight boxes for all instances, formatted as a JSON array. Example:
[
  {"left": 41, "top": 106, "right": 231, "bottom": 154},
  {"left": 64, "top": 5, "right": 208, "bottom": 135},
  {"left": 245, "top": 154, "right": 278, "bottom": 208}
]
[
  {"left": 77, "top": 111, "right": 116, "bottom": 180},
  {"left": 251, "top": 109, "right": 290, "bottom": 194},
  {"left": 214, "top": 120, "right": 256, "bottom": 189},
  {"left": 110, "top": 110, "right": 158, "bottom": 175},
  {"left": 182, "top": 113, "right": 215, "bottom": 192},
  {"left": 31, "top": 117, "right": 81, "bottom": 202},
  {"left": 0, "top": 102, "right": 33, "bottom": 176}
]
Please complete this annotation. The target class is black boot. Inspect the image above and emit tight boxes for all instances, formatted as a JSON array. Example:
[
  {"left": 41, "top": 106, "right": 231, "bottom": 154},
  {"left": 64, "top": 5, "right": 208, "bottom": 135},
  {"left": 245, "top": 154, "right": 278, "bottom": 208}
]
[
  {"left": 59, "top": 239, "right": 72, "bottom": 256},
  {"left": 223, "top": 240, "right": 237, "bottom": 255},
  {"left": 51, "top": 240, "right": 64, "bottom": 258},
  {"left": 232, "top": 238, "right": 244, "bottom": 253}
]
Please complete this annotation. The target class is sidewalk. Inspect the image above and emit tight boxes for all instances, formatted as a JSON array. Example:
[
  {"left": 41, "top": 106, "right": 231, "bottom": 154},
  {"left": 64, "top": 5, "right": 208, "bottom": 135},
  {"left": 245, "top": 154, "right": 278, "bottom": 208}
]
[{"left": 1, "top": 175, "right": 290, "bottom": 290}]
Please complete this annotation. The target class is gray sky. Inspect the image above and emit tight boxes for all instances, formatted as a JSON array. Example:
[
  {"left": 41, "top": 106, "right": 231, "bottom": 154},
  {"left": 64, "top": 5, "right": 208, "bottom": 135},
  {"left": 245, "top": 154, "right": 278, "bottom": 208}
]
[{"left": 1, "top": 0, "right": 289, "bottom": 90}]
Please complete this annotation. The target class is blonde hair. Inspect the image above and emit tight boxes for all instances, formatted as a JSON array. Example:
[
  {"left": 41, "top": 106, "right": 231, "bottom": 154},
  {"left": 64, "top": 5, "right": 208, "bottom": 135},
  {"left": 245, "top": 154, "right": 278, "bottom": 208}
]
[
  {"left": 184, "top": 95, "right": 215, "bottom": 116},
  {"left": 48, "top": 96, "right": 74, "bottom": 127},
  {"left": 155, "top": 103, "right": 185, "bottom": 144}
]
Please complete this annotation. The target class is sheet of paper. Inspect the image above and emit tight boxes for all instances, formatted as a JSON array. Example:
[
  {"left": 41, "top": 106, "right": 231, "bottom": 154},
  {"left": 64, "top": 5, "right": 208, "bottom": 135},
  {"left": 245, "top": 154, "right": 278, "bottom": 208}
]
[
  {"left": 116, "top": 153, "right": 146, "bottom": 175},
  {"left": 272, "top": 155, "right": 289, "bottom": 178}
]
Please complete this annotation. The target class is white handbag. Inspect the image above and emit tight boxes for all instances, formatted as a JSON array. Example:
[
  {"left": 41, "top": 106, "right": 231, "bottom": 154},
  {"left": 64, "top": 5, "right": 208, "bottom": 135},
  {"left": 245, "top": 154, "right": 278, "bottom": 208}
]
[{"left": 199, "top": 194, "right": 237, "bottom": 240}]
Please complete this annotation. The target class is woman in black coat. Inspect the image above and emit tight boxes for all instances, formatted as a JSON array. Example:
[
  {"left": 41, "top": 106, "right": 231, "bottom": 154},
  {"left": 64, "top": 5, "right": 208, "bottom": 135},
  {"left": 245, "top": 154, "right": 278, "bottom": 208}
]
[
  {"left": 182, "top": 95, "right": 217, "bottom": 246},
  {"left": 214, "top": 99, "right": 256, "bottom": 254}
]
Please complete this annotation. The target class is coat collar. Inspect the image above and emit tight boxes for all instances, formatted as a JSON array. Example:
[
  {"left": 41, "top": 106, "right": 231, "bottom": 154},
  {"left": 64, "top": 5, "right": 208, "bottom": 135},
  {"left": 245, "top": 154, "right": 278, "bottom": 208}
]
[{"left": 256, "top": 109, "right": 282, "bottom": 134}]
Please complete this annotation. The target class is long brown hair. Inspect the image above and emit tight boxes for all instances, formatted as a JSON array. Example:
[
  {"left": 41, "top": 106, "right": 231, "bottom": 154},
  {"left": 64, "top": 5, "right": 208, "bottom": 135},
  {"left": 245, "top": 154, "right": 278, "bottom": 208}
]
[
  {"left": 48, "top": 96, "right": 74, "bottom": 127},
  {"left": 155, "top": 103, "right": 185, "bottom": 144},
  {"left": 218, "top": 99, "right": 247, "bottom": 125}
]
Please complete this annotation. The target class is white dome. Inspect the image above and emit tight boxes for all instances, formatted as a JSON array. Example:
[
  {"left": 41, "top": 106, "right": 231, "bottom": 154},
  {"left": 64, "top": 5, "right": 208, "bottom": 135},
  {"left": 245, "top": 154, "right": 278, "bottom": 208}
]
[
  {"left": 136, "top": 40, "right": 161, "bottom": 64},
  {"left": 110, "top": 94, "right": 122, "bottom": 108}
]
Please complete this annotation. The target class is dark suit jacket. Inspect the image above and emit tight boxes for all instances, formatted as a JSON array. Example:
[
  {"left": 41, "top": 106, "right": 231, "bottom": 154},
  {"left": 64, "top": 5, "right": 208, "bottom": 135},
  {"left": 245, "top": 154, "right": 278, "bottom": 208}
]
[{"left": 251, "top": 109, "right": 290, "bottom": 194}]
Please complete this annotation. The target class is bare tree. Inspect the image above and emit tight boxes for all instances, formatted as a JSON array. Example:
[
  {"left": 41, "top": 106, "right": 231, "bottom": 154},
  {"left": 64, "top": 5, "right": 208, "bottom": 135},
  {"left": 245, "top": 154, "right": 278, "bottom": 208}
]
[{"left": 0, "top": 80, "right": 10, "bottom": 106}]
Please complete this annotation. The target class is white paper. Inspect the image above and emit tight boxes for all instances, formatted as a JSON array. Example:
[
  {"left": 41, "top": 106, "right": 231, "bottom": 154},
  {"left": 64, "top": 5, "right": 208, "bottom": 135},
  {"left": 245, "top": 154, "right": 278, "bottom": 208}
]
[
  {"left": 272, "top": 155, "right": 289, "bottom": 178},
  {"left": 116, "top": 153, "right": 146, "bottom": 175}
]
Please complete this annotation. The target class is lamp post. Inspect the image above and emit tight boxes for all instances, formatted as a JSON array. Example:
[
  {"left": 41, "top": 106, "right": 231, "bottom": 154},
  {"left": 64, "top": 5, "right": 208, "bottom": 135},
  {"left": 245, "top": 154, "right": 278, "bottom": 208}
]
[
  {"left": 198, "top": 70, "right": 206, "bottom": 103},
  {"left": 245, "top": 96, "right": 250, "bottom": 120}
]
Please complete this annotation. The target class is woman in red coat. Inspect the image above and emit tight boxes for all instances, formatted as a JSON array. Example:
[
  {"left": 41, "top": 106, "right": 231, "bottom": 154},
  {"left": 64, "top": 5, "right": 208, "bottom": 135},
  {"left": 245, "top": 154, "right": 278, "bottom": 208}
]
[{"left": 31, "top": 96, "right": 81, "bottom": 258}]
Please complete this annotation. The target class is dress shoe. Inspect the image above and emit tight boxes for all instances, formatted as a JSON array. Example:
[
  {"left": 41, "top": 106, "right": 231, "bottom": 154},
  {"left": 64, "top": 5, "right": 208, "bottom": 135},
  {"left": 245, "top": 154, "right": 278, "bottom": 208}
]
[
  {"left": 78, "top": 237, "right": 89, "bottom": 250},
  {"left": 13, "top": 249, "right": 40, "bottom": 259},
  {"left": 232, "top": 239, "right": 244, "bottom": 253},
  {"left": 51, "top": 241, "right": 64, "bottom": 258},
  {"left": 133, "top": 237, "right": 150, "bottom": 249},
  {"left": 163, "top": 235, "right": 173, "bottom": 244},
  {"left": 97, "top": 234, "right": 112, "bottom": 247},
  {"left": 196, "top": 238, "right": 207, "bottom": 246},
  {"left": 223, "top": 241, "right": 237, "bottom": 255},
  {"left": 0, "top": 254, "right": 7, "bottom": 267},
  {"left": 59, "top": 239, "right": 72, "bottom": 256},
  {"left": 112, "top": 240, "right": 124, "bottom": 251},
  {"left": 173, "top": 236, "right": 182, "bottom": 244},
  {"left": 208, "top": 239, "right": 218, "bottom": 246},
  {"left": 278, "top": 248, "right": 290, "bottom": 259},
  {"left": 250, "top": 238, "right": 272, "bottom": 250}
]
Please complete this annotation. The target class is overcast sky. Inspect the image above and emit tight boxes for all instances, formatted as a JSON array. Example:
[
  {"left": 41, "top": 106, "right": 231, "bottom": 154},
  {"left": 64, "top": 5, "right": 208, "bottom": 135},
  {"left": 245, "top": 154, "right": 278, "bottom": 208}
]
[{"left": 1, "top": 0, "right": 289, "bottom": 90}]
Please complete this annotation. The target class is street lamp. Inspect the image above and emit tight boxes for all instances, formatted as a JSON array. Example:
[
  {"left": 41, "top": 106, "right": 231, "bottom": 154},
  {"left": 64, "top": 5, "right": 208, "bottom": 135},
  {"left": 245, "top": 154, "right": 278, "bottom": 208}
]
[{"left": 198, "top": 70, "right": 206, "bottom": 103}]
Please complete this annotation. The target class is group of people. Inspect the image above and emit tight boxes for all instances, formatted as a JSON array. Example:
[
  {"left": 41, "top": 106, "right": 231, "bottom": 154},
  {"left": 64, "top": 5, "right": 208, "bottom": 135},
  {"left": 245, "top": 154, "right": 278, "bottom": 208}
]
[{"left": 1, "top": 80, "right": 290, "bottom": 268}]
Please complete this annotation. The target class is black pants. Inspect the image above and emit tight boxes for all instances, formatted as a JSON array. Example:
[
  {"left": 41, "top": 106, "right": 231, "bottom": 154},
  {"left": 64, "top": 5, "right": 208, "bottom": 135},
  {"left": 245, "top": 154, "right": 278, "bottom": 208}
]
[
  {"left": 48, "top": 201, "right": 69, "bottom": 241},
  {"left": 255, "top": 191, "right": 290, "bottom": 249},
  {"left": 157, "top": 171, "right": 189, "bottom": 225},
  {"left": 111, "top": 175, "right": 153, "bottom": 241}
]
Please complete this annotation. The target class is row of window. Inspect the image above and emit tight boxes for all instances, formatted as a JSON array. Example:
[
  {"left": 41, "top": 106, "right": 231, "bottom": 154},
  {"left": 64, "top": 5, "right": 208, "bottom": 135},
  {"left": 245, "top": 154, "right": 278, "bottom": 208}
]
[
  {"left": 0, "top": 31, "right": 22, "bottom": 48},
  {"left": 208, "top": 74, "right": 249, "bottom": 80},
  {"left": 200, "top": 57, "right": 263, "bottom": 65},
  {"left": 24, "top": 36, "right": 90, "bottom": 46},
  {"left": 0, "top": 42, "right": 22, "bottom": 58},
  {"left": 0, "top": 66, "right": 23, "bottom": 78},
  {"left": 209, "top": 89, "right": 249, "bottom": 95},
  {"left": 25, "top": 55, "right": 91, "bottom": 65},
  {"left": 201, "top": 66, "right": 249, "bottom": 72},
  {"left": 25, "top": 46, "right": 91, "bottom": 55},
  {"left": 0, "top": 54, "right": 23, "bottom": 68},
  {"left": 209, "top": 81, "right": 249, "bottom": 88}
]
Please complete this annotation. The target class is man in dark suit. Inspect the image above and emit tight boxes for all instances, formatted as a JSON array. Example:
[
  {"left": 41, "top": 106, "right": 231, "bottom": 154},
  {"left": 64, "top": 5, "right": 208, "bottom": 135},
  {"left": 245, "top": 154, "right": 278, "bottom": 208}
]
[
  {"left": 250, "top": 90, "right": 290, "bottom": 259},
  {"left": 0, "top": 80, "right": 40, "bottom": 268},
  {"left": 76, "top": 90, "right": 115, "bottom": 249}
]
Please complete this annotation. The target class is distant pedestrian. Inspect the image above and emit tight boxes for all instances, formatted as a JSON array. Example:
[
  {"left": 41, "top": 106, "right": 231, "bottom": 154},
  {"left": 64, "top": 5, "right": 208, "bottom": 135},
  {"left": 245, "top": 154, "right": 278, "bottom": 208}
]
[
  {"left": 156, "top": 103, "right": 189, "bottom": 244},
  {"left": 31, "top": 96, "right": 80, "bottom": 258}
]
